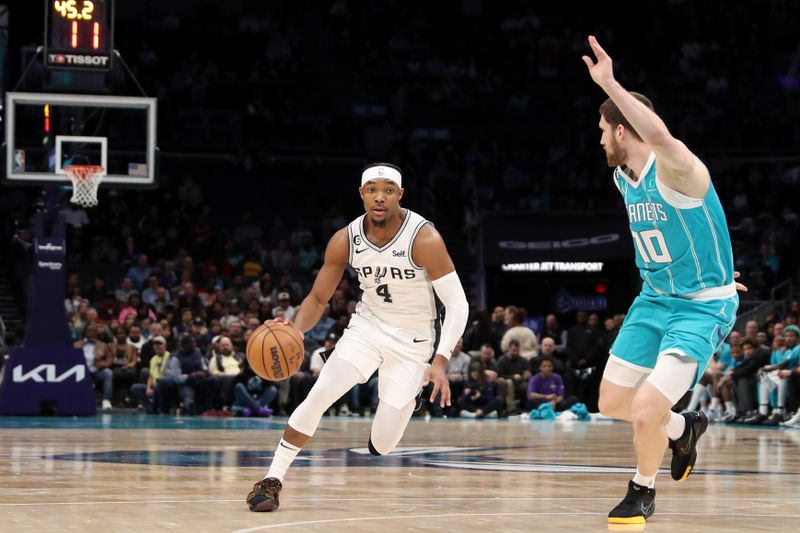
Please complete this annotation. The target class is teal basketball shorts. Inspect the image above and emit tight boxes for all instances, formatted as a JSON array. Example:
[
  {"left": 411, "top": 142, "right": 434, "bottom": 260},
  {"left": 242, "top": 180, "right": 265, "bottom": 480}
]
[{"left": 608, "top": 291, "right": 739, "bottom": 386}]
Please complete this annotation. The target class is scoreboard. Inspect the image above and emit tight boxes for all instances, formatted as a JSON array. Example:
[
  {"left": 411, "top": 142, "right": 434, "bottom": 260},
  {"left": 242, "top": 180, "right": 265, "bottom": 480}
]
[{"left": 44, "top": 0, "right": 114, "bottom": 70}]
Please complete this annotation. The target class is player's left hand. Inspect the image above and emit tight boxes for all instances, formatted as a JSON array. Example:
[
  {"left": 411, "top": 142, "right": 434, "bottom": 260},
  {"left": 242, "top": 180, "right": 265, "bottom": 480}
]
[
  {"left": 582, "top": 35, "right": 615, "bottom": 88},
  {"left": 424, "top": 354, "right": 451, "bottom": 408},
  {"left": 734, "top": 271, "right": 748, "bottom": 292}
]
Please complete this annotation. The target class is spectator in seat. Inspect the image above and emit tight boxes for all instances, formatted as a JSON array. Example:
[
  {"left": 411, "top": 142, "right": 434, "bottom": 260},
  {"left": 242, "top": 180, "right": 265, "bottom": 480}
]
[
  {"left": 225, "top": 274, "right": 248, "bottom": 304},
  {"left": 127, "top": 325, "right": 145, "bottom": 353},
  {"left": 458, "top": 362, "right": 504, "bottom": 418},
  {"left": 177, "top": 281, "right": 202, "bottom": 314},
  {"left": 227, "top": 319, "right": 247, "bottom": 353},
  {"left": 500, "top": 306, "right": 538, "bottom": 359},
  {"left": 126, "top": 254, "right": 152, "bottom": 290},
  {"left": 471, "top": 343, "right": 500, "bottom": 381},
  {"left": 77, "top": 324, "right": 113, "bottom": 410},
  {"left": 114, "top": 277, "right": 137, "bottom": 304},
  {"left": 190, "top": 317, "right": 210, "bottom": 354},
  {"left": 744, "top": 319, "right": 759, "bottom": 340},
  {"left": 272, "top": 292, "right": 297, "bottom": 321},
  {"left": 233, "top": 370, "right": 277, "bottom": 417},
  {"left": 445, "top": 338, "right": 471, "bottom": 401},
  {"left": 208, "top": 336, "right": 244, "bottom": 410},
  {"left": 566, "top": 310, "right": 602, "bottom": 371},
  {"left": 160, "top": 335, "right": 215, "bottom": 416},
  {"left": 497, "top": 339, "right": 531, "bottom": 413},
  {"left": 532, "top": 336, "right": 569, "bottom": 378},
  {"left": 141, "top": 275, "right": 161, "bottom": 307},
  {"left": 715, "top": 341, "right": 745, "bottom": 420},
  {"left": 87, "top": 276, "right": 108, "bottom": 306},
  {"left": 731, "top": 336, "right": 771, "bottom": 417},
  {"left": 490, "top": 306, "right": 508, "bottom": 354},
  {"left": 131, "top": 336, "right": 170, "bottom": 413},
  {"left": 527, "top": 356, "right": 578, "bottom": 412},
  {"left": 109, "top": 326, "right": 139, "bottom": 404},
  {"left": 138, "top": 322, "right": 164, "bottom": 382},
  {"left": 539, "top": 314, "right": 567, "bottom": 353},
  {"left": 746, "top": 325, "right": 800, "bottom": 425}
]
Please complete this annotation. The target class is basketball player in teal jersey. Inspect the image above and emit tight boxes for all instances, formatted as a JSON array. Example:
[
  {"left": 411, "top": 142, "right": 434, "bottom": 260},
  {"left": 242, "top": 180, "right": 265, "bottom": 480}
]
[{"left": 582, "top": 36, "right": 746, "bottom": 525}]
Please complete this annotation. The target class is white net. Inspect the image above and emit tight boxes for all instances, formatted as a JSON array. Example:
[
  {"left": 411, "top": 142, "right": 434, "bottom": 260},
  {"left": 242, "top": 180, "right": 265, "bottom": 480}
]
[{"left": 65, "top": 165, "right": 105, "bottom": 207}]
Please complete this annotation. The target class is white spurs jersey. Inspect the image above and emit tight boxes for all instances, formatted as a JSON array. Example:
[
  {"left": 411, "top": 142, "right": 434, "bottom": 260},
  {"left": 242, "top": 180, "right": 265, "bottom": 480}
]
[{"left": 347, "top": 209, "right": 438, "bottom": 330}]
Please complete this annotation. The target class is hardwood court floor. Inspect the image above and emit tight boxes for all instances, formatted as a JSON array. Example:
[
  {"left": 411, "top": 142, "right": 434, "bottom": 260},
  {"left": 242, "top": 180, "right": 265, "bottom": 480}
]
[{"left": 1, "top": 414, "right": 799, "bottom": 532}]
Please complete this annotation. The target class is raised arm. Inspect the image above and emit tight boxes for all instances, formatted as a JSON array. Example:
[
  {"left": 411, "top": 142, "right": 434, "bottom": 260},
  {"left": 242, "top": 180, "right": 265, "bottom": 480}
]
[
  {"left": 288, "top": 229, "right": 349, "bottom": 334},
  {"left": 582, "top": 35, "right": 710, "bottom": 198}
]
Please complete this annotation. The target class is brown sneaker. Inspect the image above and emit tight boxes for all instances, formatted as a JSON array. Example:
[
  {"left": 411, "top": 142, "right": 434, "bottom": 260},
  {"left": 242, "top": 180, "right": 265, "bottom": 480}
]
[{"left": 246, "top": 477, "right": 282, "bottom": 512}]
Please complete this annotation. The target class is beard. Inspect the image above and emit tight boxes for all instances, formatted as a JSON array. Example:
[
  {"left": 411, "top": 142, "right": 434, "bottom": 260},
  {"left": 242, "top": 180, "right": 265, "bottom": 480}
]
[
  {"left": 370, "top": 216, "right": 388, "bottom": 228},
  {"left": 604, "top": 139, "right": 627, "bottom": 167}
]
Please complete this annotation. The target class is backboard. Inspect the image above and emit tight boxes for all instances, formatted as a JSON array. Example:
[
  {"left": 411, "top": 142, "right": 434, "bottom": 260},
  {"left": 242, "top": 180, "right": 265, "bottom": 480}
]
[{"left": 4, "top": 91, "right": 157, "bottom": 187}]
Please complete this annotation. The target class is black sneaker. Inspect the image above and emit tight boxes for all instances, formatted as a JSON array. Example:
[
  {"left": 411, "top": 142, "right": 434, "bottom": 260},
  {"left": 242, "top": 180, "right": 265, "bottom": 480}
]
[
  {"left": 608, "top": 480, "right": 656, "bottom": 524},
  {"left": 762, "top": 412, "right": 784, "bottom": 426},
  {"left": 743, "top": 412, "right": 768, "bottom": 425},
  {"left": 246, "top": 477, "right": 282, "bottom": 512},
  {"left": 668, "top": 411, "right": 708, "bottom": 482}
]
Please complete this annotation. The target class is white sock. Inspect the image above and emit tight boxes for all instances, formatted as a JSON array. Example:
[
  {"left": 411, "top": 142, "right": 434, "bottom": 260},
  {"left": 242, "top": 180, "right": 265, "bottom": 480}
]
[
  {"left": 633, "top": 470, "right": 656, "bottom": 489},
  {"left": 686, "top": 386, "right": 705, "bottom": 412},
  {"left": 665, "top": 411, "right": 686, "bottom": 441},
  {"left": 710, "top": 397, "right": 721, "bottom": 411},
  {"left": 724, "top": 401, "right": 736, "bottom": 416},
  {"left": 265, "top": 438, "right": 301, "bottom": 483},
  {"left": 759, "top": 404, "right": 769, "bottom": 416},
  {"left": 775, "top": 406, "right": 784, "bottom": 415}
]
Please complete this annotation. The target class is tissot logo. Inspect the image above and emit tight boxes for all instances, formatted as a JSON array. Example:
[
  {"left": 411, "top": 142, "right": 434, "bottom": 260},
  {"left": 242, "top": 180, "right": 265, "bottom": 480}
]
[
  {"left": 48, "top": 53, "right": 110, "bottom": 67},
  {"left": 499, "top": 233, "right": 620, "bottom": 250},
  {"left": 12, "top": 364, "right": 86, "bottom": 383}
]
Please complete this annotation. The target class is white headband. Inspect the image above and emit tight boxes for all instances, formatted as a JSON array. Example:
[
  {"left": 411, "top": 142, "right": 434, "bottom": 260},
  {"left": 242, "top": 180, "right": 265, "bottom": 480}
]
[{"left": 361, "top": 165, "right": 402, "bottom": 188}]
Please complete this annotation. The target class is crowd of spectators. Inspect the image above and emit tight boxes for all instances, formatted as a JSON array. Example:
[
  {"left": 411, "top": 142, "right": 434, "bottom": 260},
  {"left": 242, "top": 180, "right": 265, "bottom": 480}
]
[{"left": 3, "top": 2, "right": 800, "bottom": 418}]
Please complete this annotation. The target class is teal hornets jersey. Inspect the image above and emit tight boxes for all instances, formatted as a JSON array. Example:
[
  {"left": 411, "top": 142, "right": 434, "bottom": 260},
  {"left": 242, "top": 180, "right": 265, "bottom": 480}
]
[
  {"left": 787, "top": 345, "right": 800, "bottom": 369},
  {"left": 614, "top": 152, "right": 735, "bottom": 297}
]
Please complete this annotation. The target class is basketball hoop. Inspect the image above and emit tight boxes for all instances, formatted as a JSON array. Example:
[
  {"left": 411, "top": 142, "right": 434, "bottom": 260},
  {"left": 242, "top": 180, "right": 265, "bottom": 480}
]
[{"left": 64, "top": 165, "right": 105, "bottom": 207}]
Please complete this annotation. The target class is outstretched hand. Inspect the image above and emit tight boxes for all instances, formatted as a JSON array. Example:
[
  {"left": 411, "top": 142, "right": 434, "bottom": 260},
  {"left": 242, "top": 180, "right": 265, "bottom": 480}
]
[{"left": 581, "top": 35, "right": 615, "bottom": 89}]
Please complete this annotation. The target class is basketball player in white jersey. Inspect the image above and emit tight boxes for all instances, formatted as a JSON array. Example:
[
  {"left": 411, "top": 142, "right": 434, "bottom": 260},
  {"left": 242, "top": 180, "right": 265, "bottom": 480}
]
[{"left": 246, "top": 162, "right": 469, "bottom": 512}]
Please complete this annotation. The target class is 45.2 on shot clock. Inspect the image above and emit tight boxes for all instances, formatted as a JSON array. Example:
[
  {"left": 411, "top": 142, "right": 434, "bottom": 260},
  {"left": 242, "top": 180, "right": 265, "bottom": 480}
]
[{"left": 44, "top": 0, "right": 115, "bottom": 70}]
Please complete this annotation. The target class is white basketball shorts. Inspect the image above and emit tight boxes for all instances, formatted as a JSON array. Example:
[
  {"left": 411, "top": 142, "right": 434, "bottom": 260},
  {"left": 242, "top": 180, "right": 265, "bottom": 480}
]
[{"left": 330, "top": 307, "right": 435, "bottom": 410}]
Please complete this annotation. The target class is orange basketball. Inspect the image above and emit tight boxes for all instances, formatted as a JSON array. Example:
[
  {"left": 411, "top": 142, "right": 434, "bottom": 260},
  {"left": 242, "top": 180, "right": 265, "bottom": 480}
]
[{"left": 246, "top": 323, "right": 305, "bottom": 381}]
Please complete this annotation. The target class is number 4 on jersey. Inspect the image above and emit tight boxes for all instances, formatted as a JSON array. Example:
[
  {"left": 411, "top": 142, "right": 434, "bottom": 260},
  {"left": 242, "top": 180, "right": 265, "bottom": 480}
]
[{"left": 376, "top": 284, "right": 393, "bottom": 303}]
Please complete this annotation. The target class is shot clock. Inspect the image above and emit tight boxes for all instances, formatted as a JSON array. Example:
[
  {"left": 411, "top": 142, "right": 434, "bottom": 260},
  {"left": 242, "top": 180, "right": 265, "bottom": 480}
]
[{"left": 44, "top": 0, "right": 114, "bottom": 70}]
